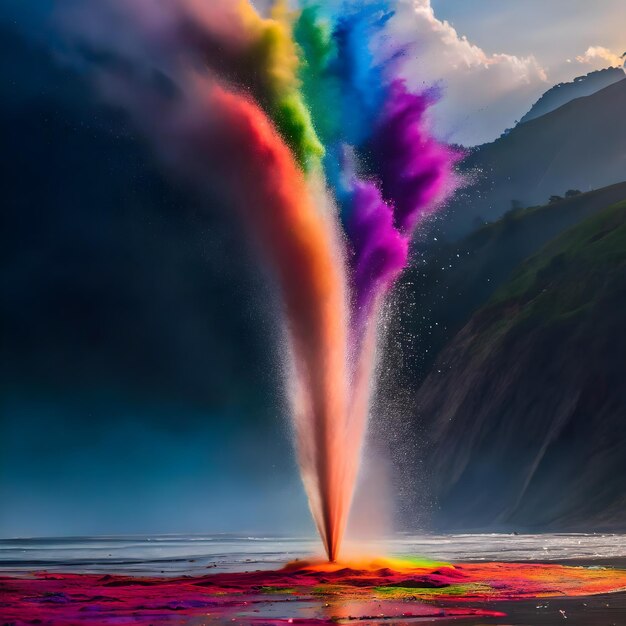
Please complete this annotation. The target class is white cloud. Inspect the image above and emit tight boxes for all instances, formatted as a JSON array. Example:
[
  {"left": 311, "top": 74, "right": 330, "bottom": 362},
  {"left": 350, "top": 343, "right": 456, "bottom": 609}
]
[
  {"left": 386, "top": 0, "right": 549, "bottom": 146},
  {"left": 576, "top": 46, "right": 625, "bottom": 69}
]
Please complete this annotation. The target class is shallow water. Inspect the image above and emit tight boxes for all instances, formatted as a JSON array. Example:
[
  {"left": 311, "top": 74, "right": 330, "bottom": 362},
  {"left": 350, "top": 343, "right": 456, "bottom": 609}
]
[{"left": 2, "top": 532, "right": 626, "bottom": 575}]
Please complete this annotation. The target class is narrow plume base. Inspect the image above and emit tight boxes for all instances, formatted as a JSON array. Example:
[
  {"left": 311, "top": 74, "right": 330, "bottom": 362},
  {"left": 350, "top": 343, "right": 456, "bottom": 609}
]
[{"left": 3, "top": 557, "right": 626, "bottom": 624}]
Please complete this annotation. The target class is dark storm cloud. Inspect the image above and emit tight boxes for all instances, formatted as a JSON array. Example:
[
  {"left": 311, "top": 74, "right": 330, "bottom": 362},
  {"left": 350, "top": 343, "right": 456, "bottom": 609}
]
[{"left": 0, "top": 19, "right": 305, "bottom": 536}]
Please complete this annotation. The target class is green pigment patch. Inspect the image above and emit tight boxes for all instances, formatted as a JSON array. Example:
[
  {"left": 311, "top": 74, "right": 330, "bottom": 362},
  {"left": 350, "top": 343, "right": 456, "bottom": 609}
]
[
  {"left": 259, "top": 586, "right": 297, "bottom": 595},
  {"left": 375, "top": 583, "right": 493, "bottom": 599}
]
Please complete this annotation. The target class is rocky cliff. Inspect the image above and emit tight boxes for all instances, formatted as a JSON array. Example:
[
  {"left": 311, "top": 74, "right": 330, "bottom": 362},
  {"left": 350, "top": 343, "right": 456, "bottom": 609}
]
[{"left": 415, "top": 200, "right": 626, "bottom": 530}]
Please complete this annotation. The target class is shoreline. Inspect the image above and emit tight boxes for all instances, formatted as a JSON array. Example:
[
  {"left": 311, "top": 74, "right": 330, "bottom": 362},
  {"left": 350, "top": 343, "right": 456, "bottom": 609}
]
[{"left": 2, "top": 556, "right": 626, "bottom": 625}]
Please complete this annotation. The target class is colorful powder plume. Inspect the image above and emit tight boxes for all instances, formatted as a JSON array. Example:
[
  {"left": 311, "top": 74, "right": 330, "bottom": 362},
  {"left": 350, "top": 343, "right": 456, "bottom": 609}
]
[{"left": 58, "top": 0, "right": 458, "bottom": 562}]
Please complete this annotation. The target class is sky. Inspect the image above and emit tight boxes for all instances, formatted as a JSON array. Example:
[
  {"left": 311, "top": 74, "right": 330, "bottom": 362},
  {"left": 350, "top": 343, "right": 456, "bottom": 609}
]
[
  {"left": 392, "top": 0, "right": 626, "bottom": 144},
  {"left": 432, "top": 0, "right": 626, "bottom": 72},
  {"left": 1, "top": 0, "right": 625, "bottom": 538}
]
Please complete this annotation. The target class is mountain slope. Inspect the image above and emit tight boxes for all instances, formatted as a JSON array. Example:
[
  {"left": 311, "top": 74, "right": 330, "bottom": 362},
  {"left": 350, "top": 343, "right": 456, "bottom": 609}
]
[
  {"left": 415, "top": 199, "right": 626, "bottom": 531},
  {"left": 445, "top": 77, "right": 626, "bottom": 237},
  {"left": 519, "top": 67, "right": 625, "bottom": 125},
  {"left": 390, "top": 181, "right": 626, "bottom": 391}
]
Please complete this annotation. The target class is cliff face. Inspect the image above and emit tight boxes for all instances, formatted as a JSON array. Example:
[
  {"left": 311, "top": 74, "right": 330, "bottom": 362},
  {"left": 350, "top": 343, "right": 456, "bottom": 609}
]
[{"left": 415, "top": 200, "right": 626, "bottom": 531}]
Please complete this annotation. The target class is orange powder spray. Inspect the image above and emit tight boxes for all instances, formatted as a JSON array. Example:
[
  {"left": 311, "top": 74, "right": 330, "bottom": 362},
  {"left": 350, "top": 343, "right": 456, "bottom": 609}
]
[{"left": 200, "top": 85, "right": 358, "bottom": 560}]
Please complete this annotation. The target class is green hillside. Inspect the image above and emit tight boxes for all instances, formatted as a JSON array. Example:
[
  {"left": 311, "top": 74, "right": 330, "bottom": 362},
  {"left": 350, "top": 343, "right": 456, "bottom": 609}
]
[
  {"left": 492, "top": 201, "right": 626, "bottom": 310},
  {"left": 387, "top": 181, "right": 626, "bottom": 393}
]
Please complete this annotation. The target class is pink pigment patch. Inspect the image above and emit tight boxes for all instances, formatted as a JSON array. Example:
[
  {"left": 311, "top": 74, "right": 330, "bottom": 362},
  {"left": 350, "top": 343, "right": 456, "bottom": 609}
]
[{"left": 2, "top": 559, "right": 626, "bottom": 624}]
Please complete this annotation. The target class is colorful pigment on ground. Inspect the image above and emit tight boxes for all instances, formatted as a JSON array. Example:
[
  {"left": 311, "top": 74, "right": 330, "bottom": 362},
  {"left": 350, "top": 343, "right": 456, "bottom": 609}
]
[
  {"left": 3, "top": 559, "right": 626, "bottom": 624},
  {"left": 59, "top": 0, "right": 459, "bottom": 561}
]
